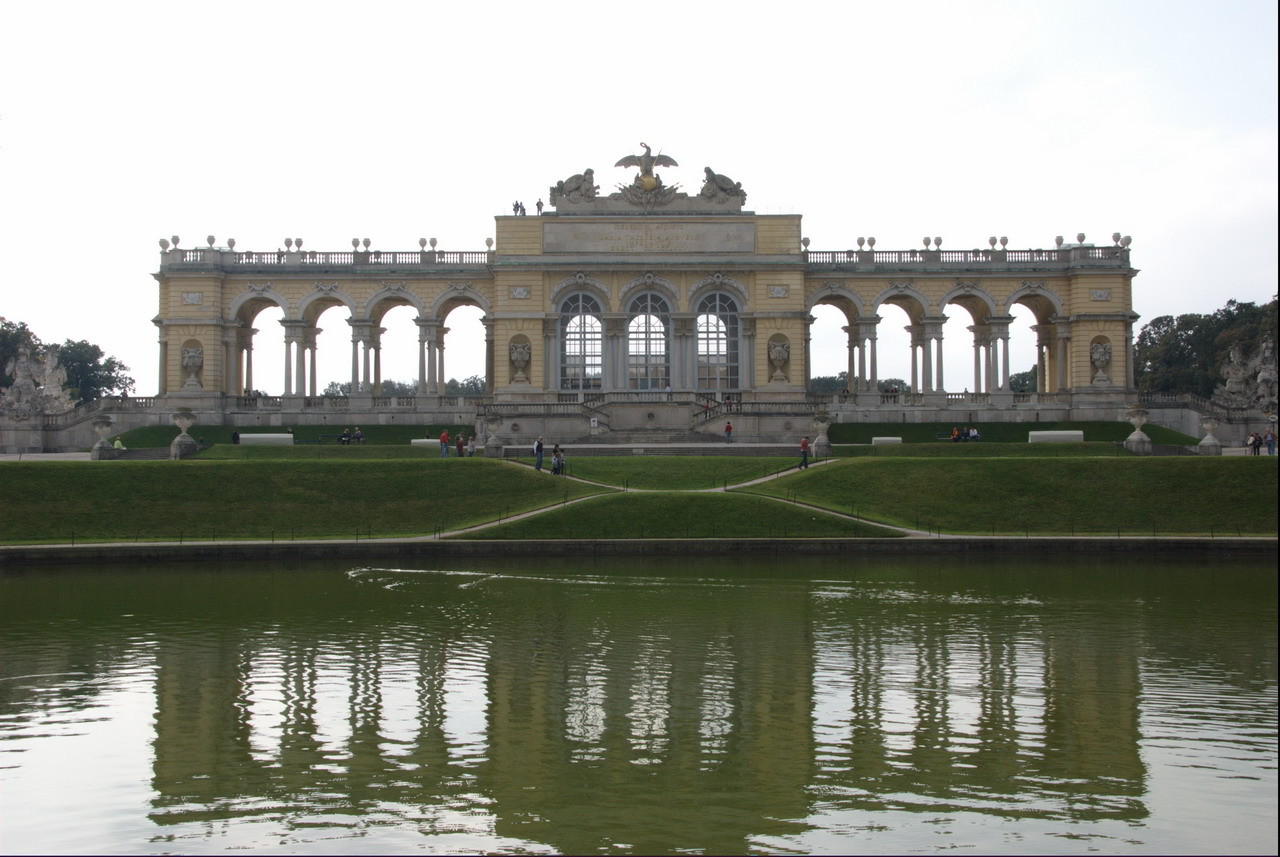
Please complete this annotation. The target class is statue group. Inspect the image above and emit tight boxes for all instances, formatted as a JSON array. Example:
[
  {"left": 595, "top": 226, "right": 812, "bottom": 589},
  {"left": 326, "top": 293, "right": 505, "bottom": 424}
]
[
  {"left": 1216, "top": 336, "right": 1278, "bottom": 412},
  {"left": 0, "top": 345, "right": 74, "bottom": 420}
]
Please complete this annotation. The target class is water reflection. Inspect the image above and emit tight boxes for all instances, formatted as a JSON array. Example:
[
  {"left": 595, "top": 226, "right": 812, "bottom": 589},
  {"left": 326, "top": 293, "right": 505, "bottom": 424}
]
[{"left": 0, "top": 557, "right": 1274, "bottom": 854}]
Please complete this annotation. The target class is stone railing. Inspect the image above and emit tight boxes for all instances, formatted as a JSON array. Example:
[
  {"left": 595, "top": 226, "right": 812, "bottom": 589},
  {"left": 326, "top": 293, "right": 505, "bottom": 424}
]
[
  {"left": 164, "top": 248, "right": 492, "bottom": 270},
  {"left": 805, "top": 246, "right": 1130, "bottom": 270}
]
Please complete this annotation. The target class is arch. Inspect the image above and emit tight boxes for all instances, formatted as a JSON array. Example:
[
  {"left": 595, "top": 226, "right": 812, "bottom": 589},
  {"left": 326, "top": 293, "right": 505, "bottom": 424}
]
[
  {"left": 229, "top": 285, "right": 291, "bottom": 323},
  {"left": 807, "top": 281, "right": 867, "bottom": 321},
  {"left": 870, "top": 281, "right": 931, "bottom": 323},
  {"left": 937, "top": 282, "right": 998, "bottom": 320},
  {"left": 1002, "top": 281, "right": 1065, "bottom": 321},
  {"left": 430, "top": 281, "right": 492, "bottom": 319},
  {"left": 296, "top": 285, "right": 357, "bottom": 324},
  {"left": 363, "top": 282, "right": 426, "bottom": 322},
  {"left": 550, "top": 273, "right": 611, "bottom": 311},
  {"left": 688, "top": 273, "right": 748, "bottom": 312},
  {"left": 619, "top": 273, "right": 679, "bottom": 308}
]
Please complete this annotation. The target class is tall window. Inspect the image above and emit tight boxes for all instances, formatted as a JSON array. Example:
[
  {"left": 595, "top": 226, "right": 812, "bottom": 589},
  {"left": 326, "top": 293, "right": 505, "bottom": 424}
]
[
  {"left": 560, "top": 294, "right": 603, "bottom": 390},
  {"left": 627, "top": 294, "right": 670, "bottom": 390},
  {"left": 696, "top": 293, "right": 739, "bottom": 389}
]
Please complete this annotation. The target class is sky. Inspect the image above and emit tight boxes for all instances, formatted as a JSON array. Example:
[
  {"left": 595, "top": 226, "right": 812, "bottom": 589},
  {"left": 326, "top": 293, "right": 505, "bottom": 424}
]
[{"left": 2, "top": 0, "right": 1276, "bottom": 395}]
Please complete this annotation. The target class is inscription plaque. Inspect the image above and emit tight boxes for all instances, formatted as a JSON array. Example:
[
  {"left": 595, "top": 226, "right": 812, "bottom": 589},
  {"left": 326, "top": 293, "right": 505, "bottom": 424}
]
[{"left": 543, "top": 221, "right": 755, "bottom": 254}]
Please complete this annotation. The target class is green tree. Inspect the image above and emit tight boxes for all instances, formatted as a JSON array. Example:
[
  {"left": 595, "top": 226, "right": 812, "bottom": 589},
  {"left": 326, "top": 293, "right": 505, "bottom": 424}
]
[
  {"left": 445, "top": 375, "right": 486, "bottom": 395},
  {"left": 1134, "top": 299, "right": 1277, "bottom": 398},
  {"left": 56, "top": 339, "right": 136, "bottom": 402},
  {"left": 808, "top": 371, "right": 848, "bottom": 393},
  {"left": 1009, "top": 367, "right": 1037, "bottom": 393},
  {"left": 877, "top": 378, "right": 911, "bottom": 393}
]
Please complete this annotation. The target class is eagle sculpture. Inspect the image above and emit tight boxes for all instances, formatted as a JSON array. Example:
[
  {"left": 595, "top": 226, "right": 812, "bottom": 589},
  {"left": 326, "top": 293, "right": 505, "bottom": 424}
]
[{"left": 615, "top": 142, "right": 677, "bottom": 178}]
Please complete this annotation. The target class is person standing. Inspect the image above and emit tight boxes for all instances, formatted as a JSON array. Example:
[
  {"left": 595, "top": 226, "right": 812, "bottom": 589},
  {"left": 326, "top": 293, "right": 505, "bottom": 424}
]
[
  {"left": 799, "top": 435, "right": 810, "bottom": 469},
  {"left": 439, "top": 428, "right": 450, "bottom": 457},
  {"left": 456, "top": 432, "right": 466, "bottom": 458},
  {"left": 534, "top": 436, "right": 545, "bottom": 471},
  {"left": 1264, "top": 427, "right": 1276, "bottom": 456},
  {"left": 467, "top": 435, "right": 477, "bottom": 457},
  {"left": 724, "top": 421, "right": 733, "bottom": 444}
]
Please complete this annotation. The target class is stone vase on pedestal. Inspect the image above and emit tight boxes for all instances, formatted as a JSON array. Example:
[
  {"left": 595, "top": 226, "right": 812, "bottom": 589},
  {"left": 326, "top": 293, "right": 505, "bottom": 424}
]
[
  {"left": 1123, "top": 407, "right": 1152, "bottom": 455},
  {"left": 169, "top": 410, "right": 199, "bottom": 460},
  {"left": 89, "top": 416, "right": 116, "bottom": 461},
  {"left": 483, "top": 417, "right": 504, "bottom": 458},
  {"left": 813, "top": 412, "right": 832, "bottom": 458},
  {"left": 1197, "top": 417, "right": 1223, "bottom": 455}
]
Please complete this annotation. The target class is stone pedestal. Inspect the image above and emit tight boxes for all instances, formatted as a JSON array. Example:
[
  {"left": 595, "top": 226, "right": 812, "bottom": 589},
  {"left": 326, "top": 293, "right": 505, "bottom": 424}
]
[
  {"left": 1123, "top": 406, "right": 1152, "bottom": 455},
  {"left": 89, "top": 415, "right": 116, "bottom": 461},
  {"left": 1197, "top": 417, "right": 1223, "bottom": 455}
]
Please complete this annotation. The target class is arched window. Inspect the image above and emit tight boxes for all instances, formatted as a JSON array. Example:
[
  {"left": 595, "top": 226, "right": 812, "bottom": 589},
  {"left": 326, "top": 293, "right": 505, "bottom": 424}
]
[
  {"left": 627, "top": 294, "right": 670, "bottom": 390},
  {"left": 560, "top": 293, "right": 603, "bottom": 390},
  {"left": 696, "top": 293, "right": 739, "bottom": 389}
]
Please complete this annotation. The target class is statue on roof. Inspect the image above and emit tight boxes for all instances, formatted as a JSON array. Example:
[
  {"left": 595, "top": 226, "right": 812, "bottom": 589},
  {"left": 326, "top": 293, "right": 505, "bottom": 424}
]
[
  {"left": 549, "top": 169, "right": 599, "bottom": 206},
  {"left": 615, "top": 142, "right": 681, "bottom": 205},
  {"left": 699, "top": 167, "right": 747, "bottom": 205}
]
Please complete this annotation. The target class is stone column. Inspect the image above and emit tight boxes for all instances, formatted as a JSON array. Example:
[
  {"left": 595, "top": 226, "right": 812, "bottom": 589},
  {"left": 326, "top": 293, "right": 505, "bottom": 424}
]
[
  {"left": 908, "top": 325, "right": 922, "bottom": 392},
  {"left": 372, "top": 327, "right": 385, "bottom": 396},
  {"left": 482, "top": 315, "right": 495, "bottom": 394},
  {"left": 672, "top": 315, "right": 695, "bottom": 391},
  {"left": 924, "top": 319, "right": 944, "bottom": 393},
  {"left": 866, "top": 317, "right": 880, "bottom": 392},
  {"left": 1053, "top": 320, "right": 1070, "bottom": 392},
  {"left": 969, "top": 325, "right": 983, "bottom": 393},
  {"left": 436, "top": 326, "right": 450, "bottom": 395},
  {"left": 1124, "top": 323, "right": 1136, "bottom": 391},
  {"left": 244, "top": 329, "right": 256, "bottom": 394},
  {"left": 281, "top": 321, "right": 307, "bottom": 396}
]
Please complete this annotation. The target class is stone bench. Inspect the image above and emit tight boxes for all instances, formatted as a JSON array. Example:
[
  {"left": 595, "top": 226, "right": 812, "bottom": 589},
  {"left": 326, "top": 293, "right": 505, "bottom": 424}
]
[
  {"left": 410, "top": 438, "right": 437, "bottom": 446},
  {"left": 238, "top": 433, "right": 294, "bottom": 446},
  {"left": 871, "top": 436, "right": 903, "bottom": 446},
  {"left": 1028, "top": 430, "right": 1084, "bottom": 443}
]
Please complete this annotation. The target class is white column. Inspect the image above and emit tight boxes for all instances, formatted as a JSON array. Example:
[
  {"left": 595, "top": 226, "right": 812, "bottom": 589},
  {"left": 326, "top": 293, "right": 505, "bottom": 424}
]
[{"left": 283, "top": 340, "right": 293, "bottom": 395}]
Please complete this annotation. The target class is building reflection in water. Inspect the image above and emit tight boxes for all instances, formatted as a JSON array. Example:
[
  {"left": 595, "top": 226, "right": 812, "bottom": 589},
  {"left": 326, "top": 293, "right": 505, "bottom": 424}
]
[{"left": 90, "top": 560, "right": 1189, "bottom": 853}]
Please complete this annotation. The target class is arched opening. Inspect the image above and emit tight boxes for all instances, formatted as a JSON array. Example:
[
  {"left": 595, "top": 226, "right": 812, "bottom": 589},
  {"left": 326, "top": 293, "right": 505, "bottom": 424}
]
[
  {"left": 696, "top": 293, "right": 739, "bottom": 390},
  {"left": 1007, "top": 303, "right": 1041, "bottom": 391},
  {"left": 440, "top": 304, "right": 486, "bottom": 392},
  {"left": 560, "top": 294, "right": 603, "bottom": 390},
  {"left": 874, "top": 298, "right": 923, "bottom": 392},
  {"left": 627, "top": 293, "right": 670, "bottom": 390},
  {"left": 240, "top": 304, "right": 284, "bottom": 396},
  {"left": 313, "top": 304, "right": 354, "bottom": 394},
  {"left": 808, "top": 304, "right": 849, "bottom": 385}
]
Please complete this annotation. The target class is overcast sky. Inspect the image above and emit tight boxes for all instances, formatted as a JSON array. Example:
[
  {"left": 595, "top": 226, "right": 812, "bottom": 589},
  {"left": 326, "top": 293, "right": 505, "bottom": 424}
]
[{"left": 2, "top": 0, "right": 1275, "bottom": 394}]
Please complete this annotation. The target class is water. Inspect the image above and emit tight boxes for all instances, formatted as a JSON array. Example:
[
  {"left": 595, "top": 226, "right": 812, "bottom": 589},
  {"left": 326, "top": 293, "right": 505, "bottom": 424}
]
[{"left": 0, "top": 556, "right": 1274, "bottom": 855}]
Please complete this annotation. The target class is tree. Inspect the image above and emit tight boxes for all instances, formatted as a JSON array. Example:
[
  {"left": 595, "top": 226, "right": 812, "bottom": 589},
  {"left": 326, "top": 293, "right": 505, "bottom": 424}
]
[
  {"left": 877, "top": 378, "right": 911, "bottom": 393},
  {"left": 445, "top": 375, "right": 486, "bottom": 396},
  {"left": 808, "top": 371, "right": 848, "bottom": 393},
  {"left": 1009, "top": 367, "right": 1037, "bottom": 393},
  {"left": 1134, "top": 299, "right": 1277, "bottom": 398},
  {"left": 56, "top": 339, "right": 136, "bottom": 402}
]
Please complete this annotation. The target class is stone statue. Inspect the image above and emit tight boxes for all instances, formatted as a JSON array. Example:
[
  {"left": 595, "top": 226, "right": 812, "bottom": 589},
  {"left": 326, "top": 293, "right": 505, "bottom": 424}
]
[
  {"left": 615, "top": 142, "right": 678, "bottom": 189},
  {"left": 1, "top": 344, "right": 74, "bottom": 419},
  {"left": 1090, "top": 342, "right": 1111, "bottom": 383},
  {"left": 699, "top": 167, "right": 747, "bottom": 205},
  {"left": 769, "top": 339, "right": 790, "bottom": 382},
  {"left": 549, "top": 169, "right": 598, "bottom": 205},
  {"left": 181, "top": 347, "right": 204, "bottom": 389},
  {"left": 508, "top": 340, "right": 531, "bottom": 383},
  {"left": 1213, "top": 336, "right": 1278, "bottom": 411}
]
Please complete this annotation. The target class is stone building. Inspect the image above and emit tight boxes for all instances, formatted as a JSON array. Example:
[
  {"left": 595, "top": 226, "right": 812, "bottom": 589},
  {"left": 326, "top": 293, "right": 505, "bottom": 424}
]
[{"left": 4, "top": 145, "right": 1151, "bottom": 452}]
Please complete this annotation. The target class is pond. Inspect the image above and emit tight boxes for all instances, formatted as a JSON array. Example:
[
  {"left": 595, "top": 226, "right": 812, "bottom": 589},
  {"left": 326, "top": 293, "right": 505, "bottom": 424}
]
[{"left": 0, "top": 555, "right": 1274, "bottom": 855}]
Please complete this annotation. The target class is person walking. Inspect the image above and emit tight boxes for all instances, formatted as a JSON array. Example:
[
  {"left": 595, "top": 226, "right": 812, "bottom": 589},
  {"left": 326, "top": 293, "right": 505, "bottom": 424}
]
[
  {"left": 799, "top": 435, "right": 810, "bottom": 469},
  {"left": 533, "top": 436, "right": 544, "bottom": 471},
  {"left": 439, "top": 429, "right": 450, "bottom": 457},
  {"left": 724, "top": 421, "right": 733, "bottom": 444}
]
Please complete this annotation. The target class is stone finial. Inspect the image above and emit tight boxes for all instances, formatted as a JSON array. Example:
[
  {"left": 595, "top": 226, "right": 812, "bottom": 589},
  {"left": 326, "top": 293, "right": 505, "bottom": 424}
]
[
  {"left": 1120, "top": 236, "right": 1132, "bottom": 247},
  {"left": 867, "top": 237, "right": 875, "bottom": 248},
  {"left": 1055, "top": 236, "right": 1064, "bottom": 248},
  {"left": 227, "top": 238, "right": 236, "bottom": 250},
  {"left": 171, "top": 235, "right": 180, "bottom": 247},
  {"left": 858, "top": 237, "right": 866, "bottom": 248},
  {"left": 934, "top": 237, "right": 942, "bottom": 248},
  {"left": 999, "top": 236, "right": 1008, "bottom": 248},
  {"left": 1112, "top": 232, "right": 1122, "bottom": 245},
  {"left": 206, "top": 235, "right": 215, "bottom": 247},
  {"left": 159, "top": 238, "right": 170, "bottom": 251},
  {"left": 989, "top": 236, "right": 997, "bottom": 248},
  {"left": 1077, "top": 232, "right": 1086, "bottom": 244}
]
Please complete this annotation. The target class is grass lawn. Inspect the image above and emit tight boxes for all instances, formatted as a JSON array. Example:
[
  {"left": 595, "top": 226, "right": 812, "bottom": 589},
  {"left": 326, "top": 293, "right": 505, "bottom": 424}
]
[
  {"left": 0, "top": 458, "right": 611, "bottom": 544},
  {"left": 736, "top": 457, "right": 1278, "bottom": 535},
  {"left": 510, "top": 456, "right": 796, "bottom": 489},
  {"left": 454, "top": 491, "right": 903, "bottom": 540}
]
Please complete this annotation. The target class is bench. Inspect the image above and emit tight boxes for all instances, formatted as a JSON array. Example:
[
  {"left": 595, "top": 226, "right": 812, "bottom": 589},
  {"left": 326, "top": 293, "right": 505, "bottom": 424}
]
[
  {"left": 871, "top": 436, "right": 903, "bottom": 446},
  {"left": 1028, "top": 430, "right": 1084, "bottom": 443},
  {"left": 934, "top": 431, "right": 952, "bottom": 441},
  {"left": 238, "top": 433, "right": 294, "bottom": 446}
]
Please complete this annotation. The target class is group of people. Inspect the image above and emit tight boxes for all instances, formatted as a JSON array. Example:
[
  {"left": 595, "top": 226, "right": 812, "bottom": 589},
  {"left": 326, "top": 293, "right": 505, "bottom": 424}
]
[
  {"left": 510, "top": 200, "right": 544, "bottom": 216},
  {"left": 531, "top": 437, "right": 567, "bottom": 474},
  {"left": 339, "top": 427, "right": 363, "bottom": 445},
  {"left": 437, "top": 429, "right": 477, "bottom": 457},
  {"left": 1245, "top": 429, "right": 1275, "bottom": 455},
  {"left": 950, "top": 426, "right": 981, "bottom": 442}
]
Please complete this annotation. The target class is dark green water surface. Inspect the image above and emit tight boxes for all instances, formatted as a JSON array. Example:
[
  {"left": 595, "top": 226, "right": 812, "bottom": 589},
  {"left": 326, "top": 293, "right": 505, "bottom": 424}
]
[{"left": 0, "top": 555, "right": 1275, "bottom": 854}]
